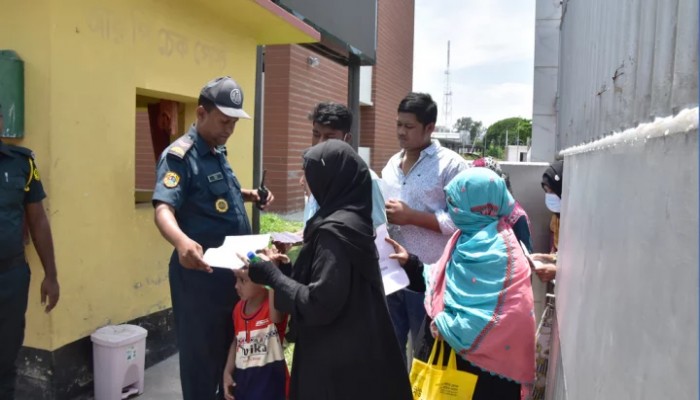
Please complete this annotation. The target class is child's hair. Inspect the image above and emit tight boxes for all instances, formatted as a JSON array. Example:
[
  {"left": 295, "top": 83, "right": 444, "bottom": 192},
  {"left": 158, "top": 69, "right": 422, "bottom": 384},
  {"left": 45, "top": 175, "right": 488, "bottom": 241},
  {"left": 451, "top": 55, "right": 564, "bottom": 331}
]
[{"left": 236, "top": 273, "right": 267, "bottom": 300}]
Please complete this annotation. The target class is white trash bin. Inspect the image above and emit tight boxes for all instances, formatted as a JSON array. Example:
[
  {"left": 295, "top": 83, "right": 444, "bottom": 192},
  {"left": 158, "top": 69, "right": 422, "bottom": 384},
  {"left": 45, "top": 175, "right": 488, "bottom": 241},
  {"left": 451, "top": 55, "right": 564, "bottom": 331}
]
[{"left": 91, "top": 324, "right": 148, "bottom": 400}]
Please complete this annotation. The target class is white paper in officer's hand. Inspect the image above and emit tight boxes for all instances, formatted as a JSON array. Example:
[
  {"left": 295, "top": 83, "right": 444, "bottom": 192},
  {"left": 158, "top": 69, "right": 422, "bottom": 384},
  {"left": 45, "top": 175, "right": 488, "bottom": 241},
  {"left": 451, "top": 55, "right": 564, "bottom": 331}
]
[
  {"left": 374, "top": 224, "right": 409, "bottom": 295},
  {"left": 204, "top": 234, "right": 271, "bottom": 270}
]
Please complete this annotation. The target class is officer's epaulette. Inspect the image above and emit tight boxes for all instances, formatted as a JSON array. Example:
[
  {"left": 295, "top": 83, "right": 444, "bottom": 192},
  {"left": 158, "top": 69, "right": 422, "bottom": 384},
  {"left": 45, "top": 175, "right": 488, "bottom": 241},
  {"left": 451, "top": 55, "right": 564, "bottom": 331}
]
[
  {"left": 167, "top": 135, "right": 194, "bottom": 159},
  {"left": 7, "top": 144, "right": 35, "bottom": 159}
]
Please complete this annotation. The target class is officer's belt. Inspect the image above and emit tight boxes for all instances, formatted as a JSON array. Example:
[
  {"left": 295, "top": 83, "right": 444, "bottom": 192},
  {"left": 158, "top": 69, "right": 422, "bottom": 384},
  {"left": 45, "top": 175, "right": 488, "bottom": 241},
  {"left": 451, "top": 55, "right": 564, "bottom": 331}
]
[{"left": 0, "top": 254, "right": 26, "bottom": 273}]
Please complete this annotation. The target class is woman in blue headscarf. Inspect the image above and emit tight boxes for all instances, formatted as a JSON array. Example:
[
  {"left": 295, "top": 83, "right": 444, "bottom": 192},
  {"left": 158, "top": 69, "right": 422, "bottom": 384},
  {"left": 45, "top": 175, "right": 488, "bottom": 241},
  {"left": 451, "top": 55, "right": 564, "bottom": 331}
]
[{"left": 387, "top": 167, "right": 536, "bottom": 399}]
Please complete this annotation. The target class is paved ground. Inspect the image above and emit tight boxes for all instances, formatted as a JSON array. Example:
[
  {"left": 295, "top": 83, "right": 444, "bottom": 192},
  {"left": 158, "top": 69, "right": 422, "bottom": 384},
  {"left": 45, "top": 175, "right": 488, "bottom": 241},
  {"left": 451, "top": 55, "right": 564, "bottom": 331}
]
[{"left": 134, "top": 353, "right": 182, "bottom": 399}]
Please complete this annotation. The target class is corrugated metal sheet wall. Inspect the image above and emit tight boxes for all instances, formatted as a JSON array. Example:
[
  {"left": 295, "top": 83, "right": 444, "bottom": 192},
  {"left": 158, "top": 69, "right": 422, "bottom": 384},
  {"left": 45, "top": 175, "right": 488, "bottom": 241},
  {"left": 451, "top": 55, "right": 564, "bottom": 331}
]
[{"left": 556, "top": 0, "right": 698, "bottom": 150}]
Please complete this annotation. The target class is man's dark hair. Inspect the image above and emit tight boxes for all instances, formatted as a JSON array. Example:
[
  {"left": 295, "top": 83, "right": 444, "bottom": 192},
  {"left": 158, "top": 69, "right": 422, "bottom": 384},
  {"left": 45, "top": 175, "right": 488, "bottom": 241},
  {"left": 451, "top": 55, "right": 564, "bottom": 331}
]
[
  {"left": 309, "top": 102, "right": 353, "bottom": 133},
  {"left": 397, "top": 92, "right": 438, "bottom": 126},
  {"left": 198, "top": 95, "right": 216, "bottom": 112}
]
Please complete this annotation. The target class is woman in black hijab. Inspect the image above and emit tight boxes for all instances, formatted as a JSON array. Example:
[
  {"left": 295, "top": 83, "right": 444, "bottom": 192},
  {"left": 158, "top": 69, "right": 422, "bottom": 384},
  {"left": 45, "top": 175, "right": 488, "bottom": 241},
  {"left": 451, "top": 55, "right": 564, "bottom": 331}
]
[{"left": 248, "top": 140, "right": 411, "bottom": 400}]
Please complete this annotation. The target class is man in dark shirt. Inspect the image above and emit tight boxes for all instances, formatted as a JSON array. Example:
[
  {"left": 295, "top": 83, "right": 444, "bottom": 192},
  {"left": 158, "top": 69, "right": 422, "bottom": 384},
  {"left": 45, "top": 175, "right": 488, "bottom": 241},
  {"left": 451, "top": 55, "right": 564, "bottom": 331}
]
[{"left": 0, "top": 140, "right": 60, "bottom": 399}]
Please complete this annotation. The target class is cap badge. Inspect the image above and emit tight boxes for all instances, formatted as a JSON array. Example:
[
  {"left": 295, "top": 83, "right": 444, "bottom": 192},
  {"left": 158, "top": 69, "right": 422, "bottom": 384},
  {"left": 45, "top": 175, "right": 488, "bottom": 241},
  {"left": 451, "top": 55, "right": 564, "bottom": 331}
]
[{"left": 230, "top": 89, "right": 242, "bottom": 106}]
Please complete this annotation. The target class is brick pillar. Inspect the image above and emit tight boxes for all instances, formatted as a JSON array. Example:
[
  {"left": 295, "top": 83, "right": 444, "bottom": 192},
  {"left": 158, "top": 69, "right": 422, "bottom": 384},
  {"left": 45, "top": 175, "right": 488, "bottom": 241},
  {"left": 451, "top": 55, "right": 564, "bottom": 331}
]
[
  {"left": 360, "top": 0, "right": 415, "bottom": 173},
  {"left": 262, "top": 45, "right": 348, "bottom": 213}
]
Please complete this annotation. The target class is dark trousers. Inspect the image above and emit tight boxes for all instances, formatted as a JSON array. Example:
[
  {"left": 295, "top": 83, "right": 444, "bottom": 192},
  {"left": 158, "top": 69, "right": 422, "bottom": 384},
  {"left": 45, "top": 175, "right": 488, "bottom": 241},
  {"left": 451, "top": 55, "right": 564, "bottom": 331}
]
[
  {"left": 0, "top": 263, "right": 30, "bottom": 400},
  {"left": 169, "top": 257, "right": 238, "bottom": 400},
  {"left": 387, "top": 288, "right": 426, "bottom": 364},
  {"left": 414, "top": 317, "right": 521, "bottom": 400}
]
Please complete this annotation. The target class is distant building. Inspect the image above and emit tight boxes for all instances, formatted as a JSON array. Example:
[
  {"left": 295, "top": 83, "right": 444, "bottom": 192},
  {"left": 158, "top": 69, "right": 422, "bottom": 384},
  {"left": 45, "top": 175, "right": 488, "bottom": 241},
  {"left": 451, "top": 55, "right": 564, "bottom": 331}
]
[
  {"left": 504, "top": 145, "right": 529, "bottom": 162},
  {"left": 431, "top": 129, "right": 463, "bottom": 152}
]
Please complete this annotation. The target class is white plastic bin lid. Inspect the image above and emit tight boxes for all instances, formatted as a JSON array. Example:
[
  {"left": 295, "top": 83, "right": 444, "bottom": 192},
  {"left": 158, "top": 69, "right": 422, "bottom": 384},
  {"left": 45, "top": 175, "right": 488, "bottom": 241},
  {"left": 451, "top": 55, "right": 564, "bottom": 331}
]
[{"left": 90, "top": 324, "right": 148, "bottom": 348}]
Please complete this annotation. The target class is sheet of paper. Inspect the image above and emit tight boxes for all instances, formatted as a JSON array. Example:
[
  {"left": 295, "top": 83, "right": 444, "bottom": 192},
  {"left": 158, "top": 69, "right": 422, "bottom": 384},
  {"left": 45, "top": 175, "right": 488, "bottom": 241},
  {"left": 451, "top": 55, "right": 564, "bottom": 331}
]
[
  {"left": 520, "top": 240, "right": 543, "bottom": 269},
  {"left": 204, "top": 234, "right": 271, "bottom": 270},
  {"left": 374, "top": 224, "right": 409, "bottom": 295},
  {"left": 520, "top": 240, "right": 531, "bottom": 257},
  {"left": 377, "top": 178, "right": 401, "bottom": 201}
]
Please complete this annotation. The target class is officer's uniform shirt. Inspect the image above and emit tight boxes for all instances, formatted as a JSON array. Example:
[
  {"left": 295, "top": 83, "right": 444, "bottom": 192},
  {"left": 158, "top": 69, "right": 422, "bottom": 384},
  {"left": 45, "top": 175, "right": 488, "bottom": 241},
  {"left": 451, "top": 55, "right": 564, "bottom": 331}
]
[
  {"left": 152, "top": 125, "right": 251, "bottom": 251},
  {"left": 0, "top": 141, "right": 46, "bottom": 262}
]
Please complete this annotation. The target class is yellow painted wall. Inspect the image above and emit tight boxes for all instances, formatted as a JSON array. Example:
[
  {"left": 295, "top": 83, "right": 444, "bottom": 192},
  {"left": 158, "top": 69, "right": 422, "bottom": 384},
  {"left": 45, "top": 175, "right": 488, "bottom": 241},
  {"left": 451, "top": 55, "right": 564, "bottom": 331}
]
[
  {"left": 0, "top": 0, "right": 54, "bottom": 348},
  {"left": 0, "top": 0, "right": 316, "bottom": 350}
]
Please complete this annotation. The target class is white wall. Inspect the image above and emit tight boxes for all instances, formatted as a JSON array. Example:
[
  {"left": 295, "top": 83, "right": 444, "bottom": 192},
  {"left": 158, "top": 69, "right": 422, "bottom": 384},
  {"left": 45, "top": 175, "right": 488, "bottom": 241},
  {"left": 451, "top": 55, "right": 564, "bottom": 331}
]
[
  {"left": 532, "top": 0, "right": 699, "bottom": 397},
  {"left": 553, "top": 129, "right": 698, "bottom": 399},
  {"left": 554, "top": 0, "right": 698, "bottom": 149},
  {"left": 500, "top": 162, "right": 551, "bottom": 254},
  {"left": 359, "top": 66, "right": 373, "bottom": 106},
  {"left": 358, "top": 146, "right": 371, "bottom": 166},
  {"left": 501, "top": 162, "right": 552, "bottom": 322},
  {"left": 530, "top": 0, "right": 561, "bottom": 162}
]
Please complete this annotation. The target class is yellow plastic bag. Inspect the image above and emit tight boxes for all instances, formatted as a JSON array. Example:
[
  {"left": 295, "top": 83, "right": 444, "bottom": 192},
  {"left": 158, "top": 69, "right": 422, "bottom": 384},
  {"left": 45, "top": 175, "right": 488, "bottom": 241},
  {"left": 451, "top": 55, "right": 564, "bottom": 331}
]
[{"left": 410, "top": 340, "right": 479, "bottom": 400}]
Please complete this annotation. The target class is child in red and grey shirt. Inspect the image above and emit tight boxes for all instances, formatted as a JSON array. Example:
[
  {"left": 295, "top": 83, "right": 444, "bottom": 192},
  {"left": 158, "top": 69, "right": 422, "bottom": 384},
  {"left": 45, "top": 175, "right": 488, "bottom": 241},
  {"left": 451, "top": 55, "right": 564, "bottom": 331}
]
[{"left": 223, "top": 265, "right": 289, "bottom": 400}]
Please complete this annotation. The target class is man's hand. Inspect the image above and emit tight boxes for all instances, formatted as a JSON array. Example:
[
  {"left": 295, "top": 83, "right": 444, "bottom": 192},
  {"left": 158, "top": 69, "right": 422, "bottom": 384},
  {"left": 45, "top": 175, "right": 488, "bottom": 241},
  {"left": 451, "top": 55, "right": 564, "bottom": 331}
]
[
  {"left": 242, "top": 189, "right": 275, "bottom": 210},
  {"left": 384, "top": 237, "right": 409, "bottom": 267},
  {"left": 154, "top": 202, "right": 211, "bottom": 272},
  {"left": 385, "top": 199, "right": 414, "bottom": 226},
  {"left": 242, "top": 189, "right": 257, "bottom": 203},
  {"left": 175, "top": 237, "right": 211, "bottom": 273},
  {"left": 40, "top": 276, "right": 60, "bottom": 313},
  {"left": 535, "top": 263, "right": 557, "bottom": 282}
]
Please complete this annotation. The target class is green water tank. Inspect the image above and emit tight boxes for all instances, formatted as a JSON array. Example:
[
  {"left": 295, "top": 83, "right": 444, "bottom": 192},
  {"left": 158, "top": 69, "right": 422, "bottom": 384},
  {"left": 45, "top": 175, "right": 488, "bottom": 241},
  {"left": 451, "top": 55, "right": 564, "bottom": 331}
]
[{"left": 0, "top": 50, "right": 24, "bottom": 138}]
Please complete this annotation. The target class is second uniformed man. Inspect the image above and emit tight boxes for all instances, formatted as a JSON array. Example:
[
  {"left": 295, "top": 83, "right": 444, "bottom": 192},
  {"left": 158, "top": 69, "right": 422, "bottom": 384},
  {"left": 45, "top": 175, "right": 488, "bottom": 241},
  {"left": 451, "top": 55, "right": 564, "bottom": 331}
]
[
  {"left": 0, "top": 139, "right": 60, "bottom": 399},
  {"left": 152, "top": 76, "right": 273, "bottom": 400}
]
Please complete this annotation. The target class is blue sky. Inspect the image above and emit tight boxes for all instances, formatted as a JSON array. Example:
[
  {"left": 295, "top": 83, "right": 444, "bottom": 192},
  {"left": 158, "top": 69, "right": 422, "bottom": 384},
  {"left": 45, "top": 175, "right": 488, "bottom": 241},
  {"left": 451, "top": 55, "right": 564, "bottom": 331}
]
[{"left": 413, "top": 0, "right": 536, "bottom": 128}]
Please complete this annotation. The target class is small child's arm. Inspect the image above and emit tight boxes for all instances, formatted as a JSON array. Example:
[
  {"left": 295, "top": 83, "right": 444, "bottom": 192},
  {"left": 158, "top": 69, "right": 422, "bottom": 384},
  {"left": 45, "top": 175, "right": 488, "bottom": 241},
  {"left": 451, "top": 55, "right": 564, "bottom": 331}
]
[
  {"left": 268, "top": 288, "right": 286, "bottom": 324},
  {"left": 223, "top": 340, "right": 237, "bottom": 400}
]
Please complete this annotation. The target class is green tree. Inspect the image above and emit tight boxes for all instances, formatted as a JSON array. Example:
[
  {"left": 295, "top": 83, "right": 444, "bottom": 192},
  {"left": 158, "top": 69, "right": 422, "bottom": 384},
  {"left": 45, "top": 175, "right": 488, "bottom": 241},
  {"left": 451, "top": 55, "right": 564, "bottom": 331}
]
[
  {"left": 454, "top": 117, "right": 474, "bottom": 132},
  {"left": 485, "top": 144, "right": 504, "bottom": 159},
  {"left": 469, "top": 121, "right": 484, "bottom": 144},
  {"left": 484, "top": 117, "right": 532, "bottom": 149},
  {"left": 453, "top": 117, "right": 484, "bottom": 144}
]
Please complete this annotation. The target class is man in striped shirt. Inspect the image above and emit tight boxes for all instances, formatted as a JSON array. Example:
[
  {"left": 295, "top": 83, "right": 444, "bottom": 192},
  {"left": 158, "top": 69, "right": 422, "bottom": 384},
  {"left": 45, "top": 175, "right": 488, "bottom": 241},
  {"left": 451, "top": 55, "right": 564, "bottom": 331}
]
[{"left": 381, "top": 92, "right": 468, "bottom": 363}]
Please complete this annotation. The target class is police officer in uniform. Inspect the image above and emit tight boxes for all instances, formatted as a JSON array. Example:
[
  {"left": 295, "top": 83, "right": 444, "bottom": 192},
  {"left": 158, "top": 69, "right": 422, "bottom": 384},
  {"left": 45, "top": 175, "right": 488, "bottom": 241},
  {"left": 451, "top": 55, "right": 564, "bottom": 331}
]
[
  {"left": 0, "top": 140, "right": 60, "bottom": 400},
  {"left": 152, "top": 76, "right": 273, "bottom": 400}
]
